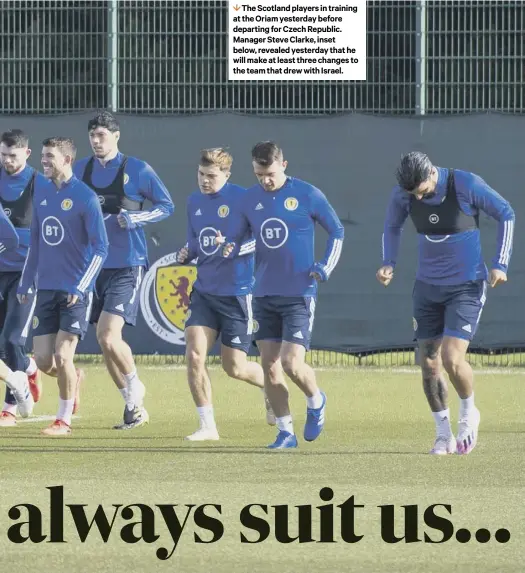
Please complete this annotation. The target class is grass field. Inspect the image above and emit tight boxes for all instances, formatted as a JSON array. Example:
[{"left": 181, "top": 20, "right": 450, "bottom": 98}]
[{"left": 0, "top": 365, "right": 523, "bottom": 572}]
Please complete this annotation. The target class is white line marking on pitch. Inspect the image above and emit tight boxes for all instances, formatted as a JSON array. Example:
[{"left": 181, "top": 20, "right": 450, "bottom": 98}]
[{"left": 18, "top": 415, "right": 81, "bottom": 424}]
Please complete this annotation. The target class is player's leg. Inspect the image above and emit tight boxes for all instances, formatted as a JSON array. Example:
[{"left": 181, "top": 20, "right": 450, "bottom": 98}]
[
  {"left": 441, "top": 280, "right": 486, "bottom": 455},
  {"left": 94, "top": 268, "right": 147, "bottom": 429},
  {"left": 0, "top": 358, "right": 33, "bottom": 418},
  {"left": 280, "top": 296, "right": 326, "bottom": 443},
  {"left": 90, "top": 272, "right": 127, "bottom": 401},
  {"left": 33, "top": 334, "right": 58, "bottom": 376},
  {"left": 253, "top": 297, "right": 294, "bottom": 448},
  {"left": 219, "top": 294, "right": 275, "bottom": 426},
  {"left": 221, "top": 345, "right": 263, "bottom": 388},
  {"left": 40, "top": 330, "right": 79, "bottom": 436},
  {"left": 33, "top": 291, "right": 84, "bottom": 415},
  {"left": 1, "top": 277, "right": 41, "bottom": 416},
  {"left": 40, "top": 292, "right": 92, "bottom": 436},
  {"left": 257, "top": 340, "right": 295, "bottom": 449},
  {"left": 32, "top": 291, "right": 59, "bottom": 376},
  {"left": 184, "top": 324, "right": 219, "bottom": 441},
  {"left": 184, "top": 288, "right": 223, "bottom": 440},
  {"left": 97, "top": 312, "right": 147, "bottom": 428},
  {"left": 0, "top": 282, "right": 15, "bottom": 424},
  {"left": 413, "top": 280, "right": 454, "bottom": 455},
  {"left": 221, "top": 345, "right": 276, "bottom": 426},
  {"left": 96, "top": 312, "right": 138, "bottom": 382}
]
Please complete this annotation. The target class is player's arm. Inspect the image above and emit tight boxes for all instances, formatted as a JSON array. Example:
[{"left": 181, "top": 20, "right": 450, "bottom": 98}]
[
  {"left": 217, "top": 212, "right": 253, "bottom": 259},
  {"left": 17, "top": 204, "right": 39, "bottom": 297},
  {"left": 0, "top": 207, "right": 20, "bottom": 252},
  {"left": 120, "top": 163, "right": 175, "bottom": 229},
  {"left": 309, "top": 188, "right": 344, "bottom": 281},
  {"left": 177, "top": 200, "right": 199, "bottom": 265},
  {"left": 462, "top": 172, "right": 515, "bottom": 279},
  {"left": 75, "top": 194, "right": 109, "bottom": 298},
  {"left": 380, "top": 188, "right": 410, "bottom": 274},
  {"left": 238, "top": 235, "right": 256, "bottom": 257}
]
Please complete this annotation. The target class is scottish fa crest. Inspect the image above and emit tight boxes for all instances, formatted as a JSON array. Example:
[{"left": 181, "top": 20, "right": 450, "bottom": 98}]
[{"left": 140, "top": 253, "right": 197, "bottom": 344}]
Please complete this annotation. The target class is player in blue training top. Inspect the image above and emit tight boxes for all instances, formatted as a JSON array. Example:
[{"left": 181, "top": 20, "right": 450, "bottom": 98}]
[
  {"left": 74, "top": 111, "right": 174, "bottom": 431},
  {"left": 376, "top": 152, "right": 515, "bottom": 456},
  {"left": 0, "top": 129, "right": 45, "bottom": 426},
  {"left": 220, "top": 142, "right": 344, "bottom": 450},
  {"left": 0, "top": 204, "right": 34, "bottom": 418},
  {"left": 18, "top": 137, "right": 109, "bottom": 436},
  {"left": 175, "top": 148, "right": 276, "bottom": 441}
]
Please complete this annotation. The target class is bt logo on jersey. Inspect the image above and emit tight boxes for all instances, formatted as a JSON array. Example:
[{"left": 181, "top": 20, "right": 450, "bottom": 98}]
[
  {"left": 260, "top": 218, "right": 289, "bottom": 249},
  {"left": 198, "top": 226, "right": 221, "bottom": 256},
  {"left": 42, "top": 216, "right": 65, "bottom": 246}
]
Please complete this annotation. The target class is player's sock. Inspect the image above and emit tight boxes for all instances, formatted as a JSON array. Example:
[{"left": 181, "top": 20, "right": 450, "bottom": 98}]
[
  {"left": 2, "top": 402, "right": 17, "bottom": 416},
  {"left": 306, "top": 390, "right": 323, "bottom": 409},
  {"left": 460, "top": 393, "right": 475, "bottom": 417},
  {"left": 4, "top": 369, "right": 15, "bottom": 387},
  {"left": 58, "top": 398, "right": 75, "bottom": 426},
  {"left": 197, "top": 405, "right": 216, "bottom": 429},
  {"left": 25, "top": 357, "right": 37, "bottom": 377},
  {"left": 123, "top": 370, "right": 140, "bottom": 408},
  {"left": 119, "top": 387, "right": 128, "bottom": 402},
  {"left": 5, "top": 369, "right": 22, "bottom": 391},
  {"left": 276, "top": 415, "right": 294, "bottom": 435},
  {"left": 432, "top": 408, "right": 453, "bottom": 437}
]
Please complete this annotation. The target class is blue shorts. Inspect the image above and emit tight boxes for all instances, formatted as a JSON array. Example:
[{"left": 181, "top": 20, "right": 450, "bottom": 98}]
[
  {"left": 32, "top": 290, "right": 93, "bottom": 339},
  {"left": 91, "top": 267, "right": 144, "bottom": 326},
  {"left": 253, "top": 296, "right": 316, "bottom": 350},
  {"left": 412, "top": 279, "right": 487, "bottom": 342},
  {"left": 0, "top": 272, "right": 36, "bottom": 346},
  {"left": 185, "top": 289, "right": 253, "bottom": 353}
]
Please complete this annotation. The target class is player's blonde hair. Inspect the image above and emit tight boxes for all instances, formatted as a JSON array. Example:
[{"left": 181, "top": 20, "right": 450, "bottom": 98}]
[{"left": 199, "top": 147, "right": 233, "bottom": 172}]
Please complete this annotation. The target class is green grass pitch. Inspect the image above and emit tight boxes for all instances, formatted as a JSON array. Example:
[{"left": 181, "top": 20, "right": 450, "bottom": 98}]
[{"left": 0, "top": 365, "right": 523, "bottom": 572}]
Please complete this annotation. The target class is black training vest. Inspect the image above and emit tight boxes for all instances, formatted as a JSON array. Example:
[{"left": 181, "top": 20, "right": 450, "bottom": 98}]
[
  {"left": 409, "top": 169, "right": 479, "bottom": 235},
  {"left": 81, "top": 156, "right": 144, "bottom": 215},
  {"left": 0, "top": 167, "right": 35, "bottom": 228}
]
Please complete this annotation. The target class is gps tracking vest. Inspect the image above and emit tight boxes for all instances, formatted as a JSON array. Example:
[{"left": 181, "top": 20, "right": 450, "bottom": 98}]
[
  {"left": 409, "top": 169, "right": 479, "bottom": 236},
  {"left": 82, "top": 156, "right": 144, "bottom": 215},
  {"left": 0, "top": 167, "right": 36, "bottom": 228}
]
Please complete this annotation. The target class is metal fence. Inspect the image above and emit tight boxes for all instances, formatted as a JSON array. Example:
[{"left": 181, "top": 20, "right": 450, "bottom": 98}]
[
  {"left": 75, "top": 348, "right": 525, "bottom": 368},
  {"left": 1, "top": 1, "right": 523, "bottom": 115}
]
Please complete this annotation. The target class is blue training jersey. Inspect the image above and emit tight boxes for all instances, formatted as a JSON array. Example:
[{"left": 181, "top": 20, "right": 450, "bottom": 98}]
[
  {"left": 238, "top": 177, "right": 344, "bottom": 297},
  {"left": 19, "top": 176, "right": 109, "bottom": 296},
  {"left": 382, "top": 167, "right": 515, "bottom": 285},
  {"left": 74, "top": 152, "right": 174, "bottom": 269},
  {"left": 0, "top": 207, "right": 19, "bottom": 252},
  {"left": 183, "top": 182, "right": 255, "bottom": 296},
  {"left": 0, "top": 165, "right": 47, "bottom": 273}
]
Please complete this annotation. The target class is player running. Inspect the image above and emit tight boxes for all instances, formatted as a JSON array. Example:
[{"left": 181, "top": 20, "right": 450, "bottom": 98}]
[
  {"left": 74, "top": 112, "right": 174, "bottom": 430},
  {"left": 0, "top": 129, "right": 44, "bottom": 426},
  {"left": 176, "top": 147, "right": 275, "bottom": 441},
  {"left": 220, "top": 142, "right": 344, "bottom": 449},
  {"left": 377, "top": 151, "right": 514, "bottom": 455},
  {"left": 18, "top": 137, "right": 108, "bottom": 436},
  {"left": 0, "top": 203, "right": 34, "bottom": 417}
]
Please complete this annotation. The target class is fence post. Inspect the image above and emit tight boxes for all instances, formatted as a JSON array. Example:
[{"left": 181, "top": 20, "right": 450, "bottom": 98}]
[
  {"left": 108, "top": 0, "right": 119, "bottom": 112},
  {"left": 415, "top": 0, "right": 427, "bottom": 116}
]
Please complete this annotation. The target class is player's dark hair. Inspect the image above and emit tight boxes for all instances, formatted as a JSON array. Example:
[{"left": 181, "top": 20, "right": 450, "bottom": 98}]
[
  {"left": 251, "top": 141, "right": 283, "bottom": 166},
  {"left": 42, "top": 137, "right": 77, "bottom": 162},
  {"left": 88, "top": 111, "right": 120, "bottom": 133},
  {"left": 0, "top": 129, "right": 29, "bottom": 148},
  {"left": 395, "top": 151, "right": 433, "bottom": 191}
]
